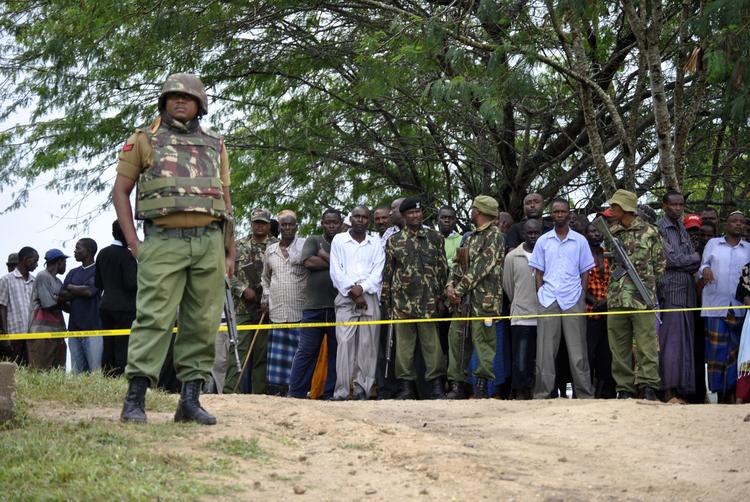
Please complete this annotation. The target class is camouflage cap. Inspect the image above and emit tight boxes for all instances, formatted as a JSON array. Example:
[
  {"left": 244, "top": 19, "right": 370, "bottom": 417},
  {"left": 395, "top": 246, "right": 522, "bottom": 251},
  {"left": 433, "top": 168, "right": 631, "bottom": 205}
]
[
  {"left": 471, "top": 195, "right": 499, "bottom": 217},
  {"left": 6, "top": 252, "right": 18, "bottom": 265},
  {"left": 250, "top": 208, "right": 271, "bottom": 223},
  {"left": 606, "top": 189, "right": 638, "bottom": 213},
  {"left": 159, "top": 73, "right": 209, "bottom": 116}
]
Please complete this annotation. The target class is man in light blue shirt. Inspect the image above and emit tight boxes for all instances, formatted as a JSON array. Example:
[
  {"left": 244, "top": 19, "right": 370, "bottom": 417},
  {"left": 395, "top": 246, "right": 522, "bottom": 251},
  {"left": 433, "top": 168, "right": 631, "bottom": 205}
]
[
  {"left": 529, "top": 199, "right": 595, "bottom": 399},
  {"left": 700, "top": 211, "right": 750, "bottom": 402}
]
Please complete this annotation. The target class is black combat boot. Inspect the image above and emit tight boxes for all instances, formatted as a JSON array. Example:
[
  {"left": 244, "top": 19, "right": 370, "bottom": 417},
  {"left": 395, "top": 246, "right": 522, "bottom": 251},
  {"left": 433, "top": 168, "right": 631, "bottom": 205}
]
[
  {"left": 175, "top": 380, "right": 217, "bottom": 425},
  {"left": 442, "top": 381, "right": 467, "bottom": 400},
  {"left": 120, "top": 377, "right": 149, "bottom": 423},
  {"left": 474, "top": 377, "right": 489, "bottom": 399},
  {"left": 395, "top": 379, "right": 416, "bottom": 400},
  {"left": 641, "top": 386, "right": 659, "bottom": 402},
  {"left": 429, "top": 378, "right": 445, "bottom": 399}
]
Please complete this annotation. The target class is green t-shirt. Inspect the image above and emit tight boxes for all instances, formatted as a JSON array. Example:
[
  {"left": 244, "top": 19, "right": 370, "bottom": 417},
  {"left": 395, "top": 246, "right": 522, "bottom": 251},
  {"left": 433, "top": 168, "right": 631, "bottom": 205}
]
[
  {"left": 301, "top": 235, "right": 337, "bottom": 310},
  {"left": 444, "top": 232, "right": 462, "bottom": 264}
]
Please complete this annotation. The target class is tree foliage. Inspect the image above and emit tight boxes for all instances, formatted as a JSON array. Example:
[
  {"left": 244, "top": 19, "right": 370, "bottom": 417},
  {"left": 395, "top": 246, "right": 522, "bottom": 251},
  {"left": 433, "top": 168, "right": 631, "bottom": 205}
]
[{"left": 1, "top": 0, "right": 748, "bottom": 230}]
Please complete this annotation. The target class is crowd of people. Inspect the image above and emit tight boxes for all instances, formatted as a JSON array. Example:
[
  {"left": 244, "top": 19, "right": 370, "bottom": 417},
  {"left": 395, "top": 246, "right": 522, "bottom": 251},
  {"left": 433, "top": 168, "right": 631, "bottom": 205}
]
[
  {"left": 0, "top": 221, "right": 136, "bottom": 376},
  {"left": 4, "top": 189, "right": 749, "bottom": 407},
  {"left": 3, "top": 72, "right": 750, "bottom": 429}
]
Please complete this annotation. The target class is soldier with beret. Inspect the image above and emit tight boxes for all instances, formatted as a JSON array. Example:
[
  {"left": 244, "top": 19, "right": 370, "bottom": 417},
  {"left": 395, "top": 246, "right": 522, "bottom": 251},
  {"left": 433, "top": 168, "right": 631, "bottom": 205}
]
[
  {"left": 444, "top": 195, "right": 505, "bottom": 399},
  {"left": 114, "top": 73, "right": 235, "bottom": 424},
  {"left": 382, "top": 197, "right": 449, "bottom": 399}
]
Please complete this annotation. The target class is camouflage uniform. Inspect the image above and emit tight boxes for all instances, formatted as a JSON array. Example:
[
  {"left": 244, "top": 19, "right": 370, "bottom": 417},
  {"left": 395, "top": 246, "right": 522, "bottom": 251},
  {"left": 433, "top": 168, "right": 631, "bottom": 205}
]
[
  {"left": 120, "top": 74, "right": 229, "bottom": 391},
  {"left": 446, "top": 221, "right": 505, "bottom": 382},
  {"left": 382, "top": 227, "right": 448, "bottom": 383},
  {"left": 607, "top": 216, "right": 666, "bottom": 394},
  {"left": 222, "top": 232, "right": 278, "bottom": 394}
]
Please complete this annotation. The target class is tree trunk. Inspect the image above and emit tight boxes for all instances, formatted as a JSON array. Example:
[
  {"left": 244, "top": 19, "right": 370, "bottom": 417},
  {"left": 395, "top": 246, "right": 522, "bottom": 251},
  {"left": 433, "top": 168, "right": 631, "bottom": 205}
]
[{"left": 622, "top": 0, "right": 679, "bottom": 190}]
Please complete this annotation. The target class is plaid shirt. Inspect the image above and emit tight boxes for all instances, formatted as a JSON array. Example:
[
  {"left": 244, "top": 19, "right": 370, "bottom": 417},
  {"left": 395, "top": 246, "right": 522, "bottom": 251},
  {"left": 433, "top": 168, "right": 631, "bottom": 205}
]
[
  {"left": 586, "top": 252, "right": 610, "bottom": 319},
  {"left": 0, "top": 270, "right": 35, "bottom": 334},
  {"left": 261, "top": 237, "right": 308, "bottom": 323}
]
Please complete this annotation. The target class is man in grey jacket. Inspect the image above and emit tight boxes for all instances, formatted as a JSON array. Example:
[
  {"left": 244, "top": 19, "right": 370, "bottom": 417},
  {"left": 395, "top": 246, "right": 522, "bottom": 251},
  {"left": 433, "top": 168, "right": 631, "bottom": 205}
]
[{"left": 503, "top": 219, "right": 542, "bottom": 399}]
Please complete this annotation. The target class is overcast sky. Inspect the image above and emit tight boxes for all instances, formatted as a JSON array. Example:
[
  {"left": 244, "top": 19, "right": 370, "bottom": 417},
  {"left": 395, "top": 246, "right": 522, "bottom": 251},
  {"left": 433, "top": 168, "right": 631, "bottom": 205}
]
[
  {"left": 0, "top": 100, "right": 142, "bottom": 264},
  {"left": 0, "top": 175, "right": 121, "bottom": 264}
]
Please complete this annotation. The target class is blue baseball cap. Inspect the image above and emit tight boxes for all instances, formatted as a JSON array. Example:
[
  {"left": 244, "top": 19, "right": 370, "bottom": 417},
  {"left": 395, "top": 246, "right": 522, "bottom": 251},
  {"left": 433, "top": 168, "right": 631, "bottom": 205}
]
[{"left": 44, "top": 249, "right": 69, "bottom": 262}]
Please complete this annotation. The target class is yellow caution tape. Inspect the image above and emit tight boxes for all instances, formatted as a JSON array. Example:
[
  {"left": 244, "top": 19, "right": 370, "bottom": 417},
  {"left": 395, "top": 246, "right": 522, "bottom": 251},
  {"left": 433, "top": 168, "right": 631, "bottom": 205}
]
[{"left": 2, "top": 304, "right": 749, "bottom": 341}]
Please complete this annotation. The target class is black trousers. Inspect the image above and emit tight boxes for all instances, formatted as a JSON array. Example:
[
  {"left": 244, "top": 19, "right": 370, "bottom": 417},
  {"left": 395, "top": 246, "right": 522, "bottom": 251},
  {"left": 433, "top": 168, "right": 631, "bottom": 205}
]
[
  {"left": 685, "top": 310, "right": 707, "bottom": 404},
  {"left": 100, "top": 309, "right": 136, "bottom": 377},
  {"left": 586, "top": 316, "right": 616, "bottom": 398},
  {"left": 511, "top": 325, "right": 537, "bottom": 394}
]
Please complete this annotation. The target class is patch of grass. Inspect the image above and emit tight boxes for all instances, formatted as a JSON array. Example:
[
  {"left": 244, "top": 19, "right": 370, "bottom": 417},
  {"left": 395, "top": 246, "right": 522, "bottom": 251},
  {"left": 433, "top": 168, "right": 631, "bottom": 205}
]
[
  {"left": 16, "top": 367, "right": 177, "bottom": 412},
  {"left": 208, "top": 437, "right": 268, "bottom": 461},
  {"left": 273, "top": 433, "right": 299, "bottom": 447},
  {"left": 0, "top": 418, "right": 231, "bottom": 501}
]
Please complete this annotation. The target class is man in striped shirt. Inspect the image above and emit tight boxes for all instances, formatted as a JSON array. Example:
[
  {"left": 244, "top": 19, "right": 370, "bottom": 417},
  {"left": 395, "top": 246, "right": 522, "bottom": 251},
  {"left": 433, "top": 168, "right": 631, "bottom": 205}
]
[
  {"left": 657, "top": 190, "right": 701, "bottom": 403},
  {"left": 261, "top": 210, "right": 308, "bottom": 396}
]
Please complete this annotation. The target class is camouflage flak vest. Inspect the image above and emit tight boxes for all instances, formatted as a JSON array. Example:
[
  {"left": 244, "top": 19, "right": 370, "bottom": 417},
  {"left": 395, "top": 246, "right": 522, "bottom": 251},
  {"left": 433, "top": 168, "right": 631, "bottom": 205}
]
[{"left": 134, "top": 124, "right": 226, "bottom": 221}]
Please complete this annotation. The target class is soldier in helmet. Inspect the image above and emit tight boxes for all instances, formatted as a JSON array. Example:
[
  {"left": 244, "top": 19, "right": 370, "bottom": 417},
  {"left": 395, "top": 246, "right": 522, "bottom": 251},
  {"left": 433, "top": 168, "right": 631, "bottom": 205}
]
[{"left": 113, "top": 73, "right": 235, "bottom": 425}]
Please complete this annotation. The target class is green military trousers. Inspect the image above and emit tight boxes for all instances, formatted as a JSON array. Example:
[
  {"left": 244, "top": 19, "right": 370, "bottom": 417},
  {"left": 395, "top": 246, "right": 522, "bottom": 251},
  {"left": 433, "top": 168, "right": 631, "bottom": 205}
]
[
  {"left": 607, "top": 310, "right": 660, "bottom": 394},
  {"left": 222, "top": 313, "right": 269, "bottom": 394},
  {"left": 447, "top": 319, "right": 496, "bottom": 382},
  {"left": 394, "top": 321, "right": 446, "bottom": 381},
  {"left": 125, "top": 224, "right": 225, "bottom": 386}
]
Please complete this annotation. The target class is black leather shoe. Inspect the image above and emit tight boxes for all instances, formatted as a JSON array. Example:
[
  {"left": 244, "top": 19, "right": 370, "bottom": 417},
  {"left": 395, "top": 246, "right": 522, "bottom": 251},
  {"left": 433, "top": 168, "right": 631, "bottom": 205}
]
[
  {"left": 395, "top": 380, "right": 416, "bottom": 400},
  {"left": 617, "top": 391, "right": 635, "bottom": 399},
  {"left": 175, "top": 380, "right": 217, "bottom": 425},
  {"left": 642, "top": 387, "right": 659, "bottom": 402},
  {"left": 429, "top": 378, "right": 445, "bottom": 399},
  {"left": 474, "top": 377, "right": 489, "bottom": 399},
  {"left": 121, "top": 377, "right": 149, "bottom": 423},
  {"left": 442, "top": 381, "right": 467, "bottom": 400}
]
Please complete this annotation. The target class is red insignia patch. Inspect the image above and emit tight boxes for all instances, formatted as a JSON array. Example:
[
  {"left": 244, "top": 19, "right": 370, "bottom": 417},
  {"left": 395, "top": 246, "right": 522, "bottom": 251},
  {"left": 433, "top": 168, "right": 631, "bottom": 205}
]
[{"left": 122, "top": 143, "right": 134, "bottom": 152}]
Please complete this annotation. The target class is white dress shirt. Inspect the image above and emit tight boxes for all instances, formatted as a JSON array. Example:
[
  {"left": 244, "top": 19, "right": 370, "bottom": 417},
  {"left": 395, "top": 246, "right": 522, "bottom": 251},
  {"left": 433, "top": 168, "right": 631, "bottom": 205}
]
[{"left": 329, "top": 230, "right": 385, "bottom": 297}]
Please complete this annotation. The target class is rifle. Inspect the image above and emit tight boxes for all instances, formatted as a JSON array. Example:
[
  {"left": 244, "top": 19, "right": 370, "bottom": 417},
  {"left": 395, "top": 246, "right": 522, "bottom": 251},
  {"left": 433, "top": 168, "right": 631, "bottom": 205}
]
[
  {"left": 384, "top": 315, "right": 395, "bottom": 378},
  {"left": 458, "top": 294, "right": 471, "bottom": 373},
  {"left": 224, "top": 276, "right": 242, "bottom": 373},
  {"left": 592, "top": 217, "right": 660, "bottom": 323}
]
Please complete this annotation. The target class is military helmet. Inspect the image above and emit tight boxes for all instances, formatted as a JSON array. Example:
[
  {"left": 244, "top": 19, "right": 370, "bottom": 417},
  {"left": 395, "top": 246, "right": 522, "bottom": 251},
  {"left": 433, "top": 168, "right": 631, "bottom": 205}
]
[{"left": 158, "top": 73, "right": 208, "bottom": 116}]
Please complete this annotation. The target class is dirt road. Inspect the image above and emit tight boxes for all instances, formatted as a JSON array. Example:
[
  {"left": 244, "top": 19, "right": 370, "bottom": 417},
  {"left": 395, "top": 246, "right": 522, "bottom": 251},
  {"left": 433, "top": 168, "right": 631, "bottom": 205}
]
[{"left": 38, "top": 396, "right": 750, "bottom": 501}]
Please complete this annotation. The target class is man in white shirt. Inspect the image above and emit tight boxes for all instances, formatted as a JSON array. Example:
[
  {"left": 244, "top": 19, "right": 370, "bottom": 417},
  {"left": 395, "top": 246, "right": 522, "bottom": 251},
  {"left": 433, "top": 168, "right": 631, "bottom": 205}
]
[
  {"left": 700, "top": 211, "right": 750, "bottom": 403},
  {"left": 329, "top": 205, "right": 385, "bottom": 400}
]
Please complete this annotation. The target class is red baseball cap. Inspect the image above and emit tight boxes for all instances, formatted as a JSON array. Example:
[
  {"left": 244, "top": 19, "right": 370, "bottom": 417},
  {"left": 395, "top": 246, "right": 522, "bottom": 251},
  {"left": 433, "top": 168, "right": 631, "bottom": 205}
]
[{"left": 684, "top": 213, "right": 702, "bottom": 229}]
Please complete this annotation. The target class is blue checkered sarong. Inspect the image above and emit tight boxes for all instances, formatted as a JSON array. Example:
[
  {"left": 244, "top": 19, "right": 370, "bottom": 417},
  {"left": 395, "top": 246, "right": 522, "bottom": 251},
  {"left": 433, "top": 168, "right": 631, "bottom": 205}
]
[
  {"left": 267, "top": 325, "right": 302, "bottom": 386},
  {"left": 705, "top": 316, "right": 742, "bottom": 393}
]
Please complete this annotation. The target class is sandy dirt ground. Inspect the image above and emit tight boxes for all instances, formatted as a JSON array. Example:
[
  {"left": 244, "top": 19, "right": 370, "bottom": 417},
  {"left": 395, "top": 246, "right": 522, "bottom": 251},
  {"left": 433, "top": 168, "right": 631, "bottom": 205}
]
[{"left": 34, "top": 396, "right": 750, "bottom": 501}]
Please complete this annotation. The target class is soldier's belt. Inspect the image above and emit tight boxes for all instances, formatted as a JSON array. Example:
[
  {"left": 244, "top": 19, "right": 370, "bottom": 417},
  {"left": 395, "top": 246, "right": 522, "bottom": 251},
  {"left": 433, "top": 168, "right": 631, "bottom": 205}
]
[
  {"left": 144, "top": 220, "right": 221, "bottom": 238},
  {"left": 3, "top": 304, "right": 749, "bottom": 341}
]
